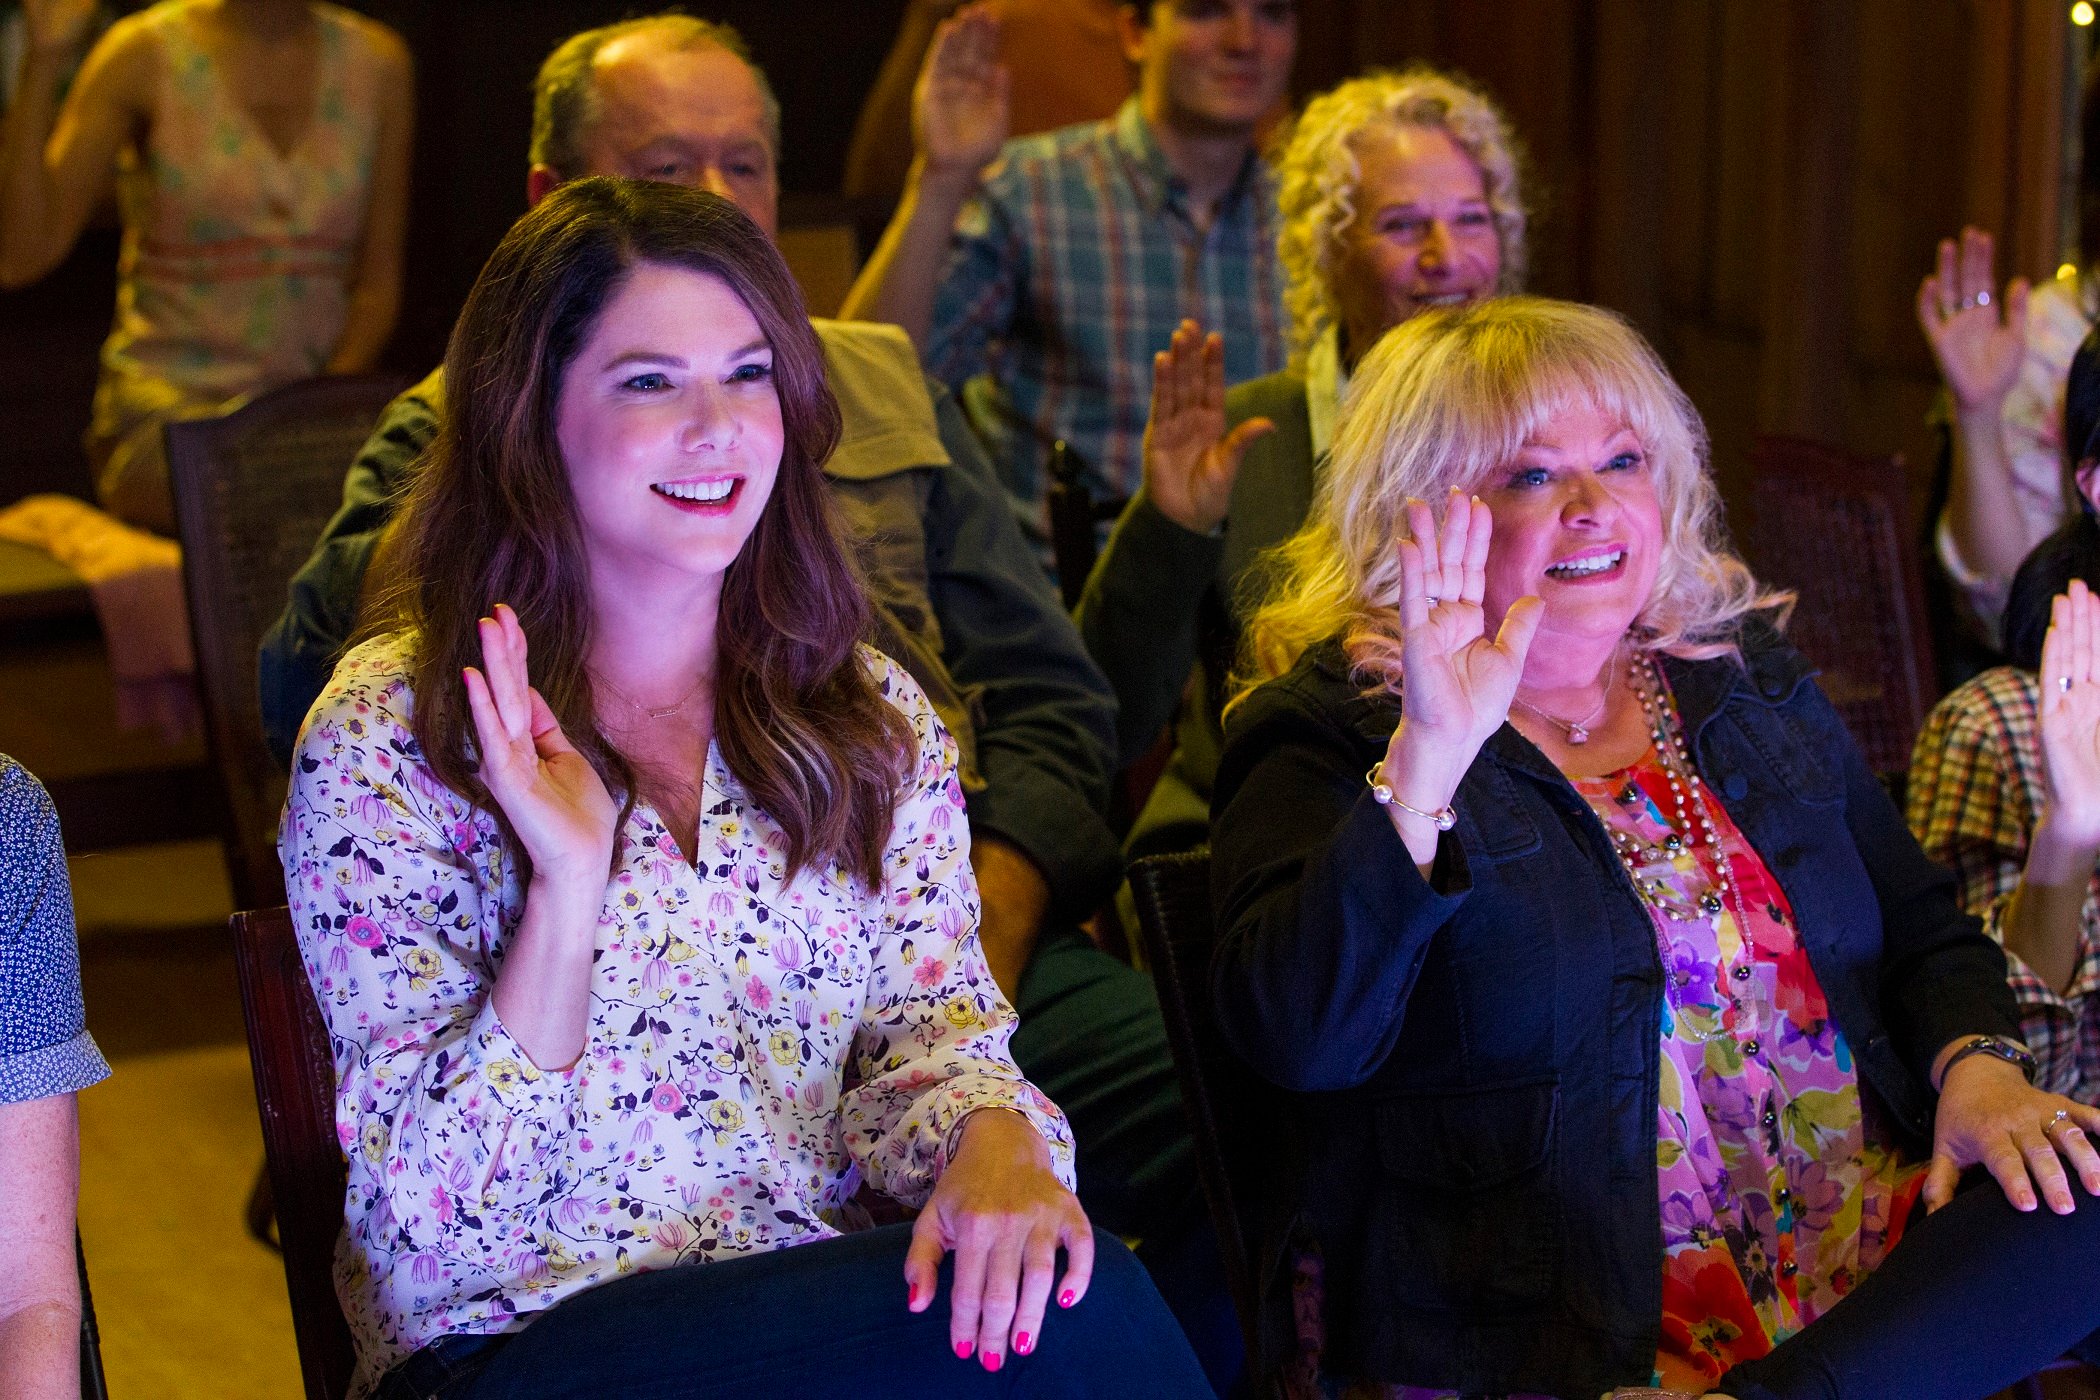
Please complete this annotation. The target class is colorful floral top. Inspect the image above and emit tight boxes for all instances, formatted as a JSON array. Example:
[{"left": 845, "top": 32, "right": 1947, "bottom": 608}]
[
  {"left": 1574, "top": 748, "right": 1923, "bottom": 1390},
  {"left": 1286, "top": 744, "right": 1923, "bottom": 1400},
  {"left": 280, "top": 636, "right": 1076, "bottom": 1398},
  {"left": 1909, "top": 666, "right": 2100, "bottom": 1103}
]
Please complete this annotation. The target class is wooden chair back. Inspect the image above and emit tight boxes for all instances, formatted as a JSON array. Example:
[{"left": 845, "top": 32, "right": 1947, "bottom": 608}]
[
  {"left": 165, "top": 374, "right": 408, "bottom": 908},
  {"left": 1742, "top": 435, "right": 1940, "bottom": 780},
  {"left": 230, "top": 906, "right": 355, "bottom": 1400},
  {"left": 1045, "top": 439, "right": 1130, "bottom": 609},
  {"left": 1125, "top": 848, "right": 1262, "bottom": 1372}
]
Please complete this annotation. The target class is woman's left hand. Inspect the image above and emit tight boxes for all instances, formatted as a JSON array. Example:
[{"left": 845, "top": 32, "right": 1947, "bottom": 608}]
[
  {"left": 1926, "top": 1052, "right": 2100, "bottom": 1213},
  {"left": 903, "top": 1108, "right": 1093, "bottom": 1372}
]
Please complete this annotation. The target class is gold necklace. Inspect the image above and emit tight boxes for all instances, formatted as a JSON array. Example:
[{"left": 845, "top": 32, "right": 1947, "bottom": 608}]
[{"left": 593, "top": 670, "right": 707, "bottom": 721}]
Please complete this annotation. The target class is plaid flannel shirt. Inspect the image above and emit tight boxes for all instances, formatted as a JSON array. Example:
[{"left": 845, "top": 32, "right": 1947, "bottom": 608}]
[
  {"left": 925, "top": 98, "right": 1287, "bottom": 519},
  {"left": 1908, "top": 666, "right": 2100, "bottom": 1102}
]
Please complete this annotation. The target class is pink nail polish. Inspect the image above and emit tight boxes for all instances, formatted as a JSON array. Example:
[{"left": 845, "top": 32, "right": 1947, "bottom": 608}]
[
  {"left": 907, "top": 1283, "right": 919, "bottom": 1307},
  {"left": 1058, "top": 1289, "right": 1076, "bottom": 1308},
  {"left": 1015, "top": 1331, "right": 1032, "bottom": 1354},
  {"left": 983, "top": 1351, "right": 1004, "bottom": 1373},
  {"left": 954, "top": 1340, "right": 973, "bottom": 1360}
]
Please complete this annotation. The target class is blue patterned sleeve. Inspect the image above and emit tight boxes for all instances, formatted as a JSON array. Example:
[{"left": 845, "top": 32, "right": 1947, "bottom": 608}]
[{"left": 0, "top": 756, "right": 111, "bottom": 1104}]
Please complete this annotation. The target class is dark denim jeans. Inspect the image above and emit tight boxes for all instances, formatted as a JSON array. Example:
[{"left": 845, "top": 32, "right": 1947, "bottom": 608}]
[
  {"left": 372, "top": 1222, "right": 1213, "bottom": 1400},
  {"left": 1722, "top": 1176, "right": 2100, "bottom": 1400}
]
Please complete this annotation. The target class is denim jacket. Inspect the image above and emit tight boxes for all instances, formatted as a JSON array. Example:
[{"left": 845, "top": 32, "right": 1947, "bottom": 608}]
[{"left": 1209, "top": 623, "right": 2020, "bottom": 1398}]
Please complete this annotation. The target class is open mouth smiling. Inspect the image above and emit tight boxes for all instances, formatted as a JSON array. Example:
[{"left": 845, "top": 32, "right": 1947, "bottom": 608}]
[
  {"left": 651, "top": 477, "right": 742, "bottom": 511},
  {"left": 1545, "top": 547, "right": 1625, "bottom": 581}
]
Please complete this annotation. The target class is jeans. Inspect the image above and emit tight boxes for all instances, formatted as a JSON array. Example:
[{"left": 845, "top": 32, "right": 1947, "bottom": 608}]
[
  {"left": 372, "top": 1223, "right": 1213, "bottom": 1400},
  {"left": 1720, "top": 1175, "right": 2100, "bottom": 1400}
]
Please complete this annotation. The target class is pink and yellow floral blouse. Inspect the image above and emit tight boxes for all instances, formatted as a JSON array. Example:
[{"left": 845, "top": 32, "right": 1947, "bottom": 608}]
[
  {"left": 1291, "top": 744, "right": 1924, "bottom": 1400},
  {"left": 280, "top": 635, "right": 1075, "bottom": 1398},
  {"left": 1574, "top": 748, "right": 1923, "bottom": 1390}
]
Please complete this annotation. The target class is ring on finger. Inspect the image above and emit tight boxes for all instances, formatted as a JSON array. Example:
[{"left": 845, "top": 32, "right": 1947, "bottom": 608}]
[
  {"left": 2048, "top": 1107, "right": 2073, "bottom": 1131},
  {"left": 2062, "top": 675, "right": 2075, "bottom": 693}
]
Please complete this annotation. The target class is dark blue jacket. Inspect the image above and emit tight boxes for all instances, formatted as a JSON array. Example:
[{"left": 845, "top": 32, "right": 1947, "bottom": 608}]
[{"left": 1209, "top": 624, "right": 2021, "bottom": 1398}]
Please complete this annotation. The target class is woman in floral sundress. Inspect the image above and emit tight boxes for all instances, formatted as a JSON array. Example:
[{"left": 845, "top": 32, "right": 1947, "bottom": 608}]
[
  {"left": 0, "top": 0, "right": 412, "bottom": 533},
  {"left": 277, "top": 179, "right": 1210, "bottom": 1400},
  {"left": 1209, "top": 297, "right": 2100, "bottom": 1399}
]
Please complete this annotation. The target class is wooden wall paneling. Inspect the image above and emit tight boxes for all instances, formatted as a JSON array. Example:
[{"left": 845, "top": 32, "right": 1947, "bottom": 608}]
[{"left": 1754, "top": 0, "right": 1860, "bottom": 446}]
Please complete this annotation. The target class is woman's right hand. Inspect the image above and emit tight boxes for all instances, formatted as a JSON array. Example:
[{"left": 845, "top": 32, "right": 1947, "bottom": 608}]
[
  {"left": 1140, "top": 319, "right": 1275, "bottom": 535},
  {"left": 462, "top": 604, "right": 618, "bottom": 893},
  {"left": 21, "top": 0, "right": 99, "bottom": 56},
  {"left": 1916, "top": 226, "right": 2030, "bottom": 417},
  {"left": 2038, "top": 580, "right": 2100, "bottom": 846},
  {"left": 1380, "top": 490, "right": 1543, "bottom": 811}
]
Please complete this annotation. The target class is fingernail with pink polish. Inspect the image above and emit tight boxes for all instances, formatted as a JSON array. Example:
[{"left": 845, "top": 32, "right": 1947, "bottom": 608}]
[
  {"left": 983, "top": 1351, "right": 1004, "bottom": 1373},
  {"left": 955, "top": 1340, "right": 973, "bottom": 1359},
  {"left": 1015, "top": 1331, "right": 1032, "bottom": 1354},
  {"left": 1058, "top": 1289, "right": 1075, "bottom": 1308}
]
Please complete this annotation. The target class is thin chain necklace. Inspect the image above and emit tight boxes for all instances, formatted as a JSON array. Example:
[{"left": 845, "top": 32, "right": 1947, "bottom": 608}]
[
  {"left": 593, "top": 669, "right": 707, "bottom": 721},
  {"left": 1511, "top": 687, "right": 1610, "bottom": 745},
  {"left": 1603, "top": 651, "right": 1757, "bottom": 1044}
]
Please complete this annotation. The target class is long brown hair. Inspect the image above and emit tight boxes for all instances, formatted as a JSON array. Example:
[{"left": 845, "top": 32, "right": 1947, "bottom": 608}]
[{"left": 382, "top": 177, "right": 912, "bottom": 887}]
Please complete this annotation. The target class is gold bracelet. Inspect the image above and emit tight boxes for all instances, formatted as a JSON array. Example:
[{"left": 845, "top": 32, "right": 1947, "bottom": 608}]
[{"left": 1365, "top": 765, "right": 1456, "bottom": 831}]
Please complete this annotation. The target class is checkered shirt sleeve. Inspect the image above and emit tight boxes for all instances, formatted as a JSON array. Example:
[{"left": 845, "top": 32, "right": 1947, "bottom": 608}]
[{"left": 1908, "top": 668, "right": 2100, "bottom": 1102}]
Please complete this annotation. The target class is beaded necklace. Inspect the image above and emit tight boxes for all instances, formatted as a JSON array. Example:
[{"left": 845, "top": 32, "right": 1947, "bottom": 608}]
[{"left": 1600, "top": 650, "right": 1757, "bottom": 1044}]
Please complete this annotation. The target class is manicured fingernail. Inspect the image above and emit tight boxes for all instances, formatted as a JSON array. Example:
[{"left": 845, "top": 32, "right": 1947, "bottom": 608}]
[
  {"left": 1058, "top": 1289, "right": 1075, "bottom": 1308},
  {"left": 954, "top": 1340, "right": 972, "bottom": 1359},
  {"left": 907, "top": 1283, "right": 919, "bottom": 1307},
  {"left": 1015, "top": 1331, "right": 1032, "bottom": 1354},
  {"left": 982, "top": 1351, "right": 1003, "bottom": 1373}
]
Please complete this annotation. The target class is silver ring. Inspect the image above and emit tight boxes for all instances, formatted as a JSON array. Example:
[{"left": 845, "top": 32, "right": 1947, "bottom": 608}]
[
  {"left": 2062, "top": 675, "right": 2075, "bottom": 693},
  {"left": 1978, "top": 290, "right": 1993, "bottom": 307},
  {"left": 2052, "top": 1107, "right": 2072, "bottom": 1125},
  {"left": 1957, "top": 295, "right": 1980, "bottom": 311}
]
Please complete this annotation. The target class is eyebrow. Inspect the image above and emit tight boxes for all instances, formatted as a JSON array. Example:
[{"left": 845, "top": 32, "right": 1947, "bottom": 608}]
[{"left": 599, "top": 339, "right": 771, "bottom": 372}]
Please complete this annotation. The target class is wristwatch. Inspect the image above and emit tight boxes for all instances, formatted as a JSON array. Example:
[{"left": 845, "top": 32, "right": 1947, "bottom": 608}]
[{"left": 1936, "top": 1034, "right": 2038, "bottom": 1090}]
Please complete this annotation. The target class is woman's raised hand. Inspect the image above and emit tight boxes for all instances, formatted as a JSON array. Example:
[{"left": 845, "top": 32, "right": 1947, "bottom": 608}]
[
  {"left": 461, "top": 604, "right": 618, "bottom": 894},
  {"left": 914, "top": 3, "right": 1010, "bottom": 182},
  {"left": 1916, "top": 227, "right": 2031, "bottom": 416},
  {"left": 21, "top": 0, "right": 100, "bottom": 55},
  {"left": 1384, "top": 490, "right": 1543, "bottom": 789},
  {"left": 1140, "top": 319, "right": 1275, "bottom": 534},
  {"left": 2038, "top": 581, "right": 2100, "bottom": 847}
]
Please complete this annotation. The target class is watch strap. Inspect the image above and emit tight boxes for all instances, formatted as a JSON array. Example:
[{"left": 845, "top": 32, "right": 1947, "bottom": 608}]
[{"left": 1938, "top": 1034, "right": 2038, "bottom": 1089}]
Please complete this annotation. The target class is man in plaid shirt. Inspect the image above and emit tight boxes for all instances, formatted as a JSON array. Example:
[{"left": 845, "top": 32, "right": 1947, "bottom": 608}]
[
  {"left": 1910, "top": 652, "right": 2100, "bottom": 1105},
  {"left": 842, "top": 1, "right": 1295, "bottom": 536}
]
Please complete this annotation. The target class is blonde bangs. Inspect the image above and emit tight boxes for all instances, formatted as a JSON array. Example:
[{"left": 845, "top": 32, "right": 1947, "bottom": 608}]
[{"left": 1235, "top": 298, "right": 1787, "bottom": 704}]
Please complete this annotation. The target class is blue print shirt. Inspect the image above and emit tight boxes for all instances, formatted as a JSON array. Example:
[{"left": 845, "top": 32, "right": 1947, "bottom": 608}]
[{"left": 0, "top": 755, "right": 110, "bottom": 1104}]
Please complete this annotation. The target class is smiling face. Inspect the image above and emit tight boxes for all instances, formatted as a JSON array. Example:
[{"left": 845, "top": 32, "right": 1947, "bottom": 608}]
[
  {"left": 1474, "top": 400, "right": 1664, "bottom": 664},
  {"left": 1331, "top": 123, "right": 1501, "bottom": 363},
  {"left": 565, "top": 35, "right": 779, "bottom": 237},
  {"left": 555, "top": 261, "right": 784, "bottom": 607},
  {"left": 1124, "top": 0, "right": 1297, "bottom": 138}
]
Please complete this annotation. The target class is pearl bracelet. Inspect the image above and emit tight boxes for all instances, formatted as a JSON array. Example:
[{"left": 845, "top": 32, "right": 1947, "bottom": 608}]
[{"left": 1365, "top": 765, "right": 1457, "bottom": 831}]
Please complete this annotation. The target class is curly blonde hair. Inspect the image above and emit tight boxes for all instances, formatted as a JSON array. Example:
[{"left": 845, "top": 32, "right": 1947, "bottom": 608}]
[
  {"left": 1276, "top": 66, "right": 1531, "bottom": 370},
  {"left": 1236, "top": 298, "right": 1787, "bottom": 698}
]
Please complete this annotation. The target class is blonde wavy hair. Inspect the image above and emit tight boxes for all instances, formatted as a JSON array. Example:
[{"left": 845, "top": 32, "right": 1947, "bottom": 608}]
[
  {"left": 1236, "top": 298, "right": 1787, "bottom": 698},
  {"left": 1276, "top": 66, "right": 1530, "bottom": 369}
]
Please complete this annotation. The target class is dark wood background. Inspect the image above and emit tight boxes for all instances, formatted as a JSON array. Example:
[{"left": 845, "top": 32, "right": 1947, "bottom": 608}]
[{"left": 0, "top": 0, "right": 2078, "bottom": 529}]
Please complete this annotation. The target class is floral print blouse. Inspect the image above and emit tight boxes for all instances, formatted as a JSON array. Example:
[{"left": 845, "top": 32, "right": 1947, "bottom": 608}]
[
  {"left": 280, "top": 635, "right": 1075, "bottom": 1398},
  {"left": 1575, "top": 748, "right": 1923, "bottom": 1390},
  {"left": 1288, "top": 743, "right": 1923, "bottom": 1400}
]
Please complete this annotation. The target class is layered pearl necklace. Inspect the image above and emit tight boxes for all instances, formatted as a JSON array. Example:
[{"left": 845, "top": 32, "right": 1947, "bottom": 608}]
[{"left": 1603, "top": 651, "right": 1755, "bottom": 1043}]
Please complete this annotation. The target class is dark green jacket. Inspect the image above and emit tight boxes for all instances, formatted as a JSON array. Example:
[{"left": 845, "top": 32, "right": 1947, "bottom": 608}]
[
  {"left": 259, "top": 323, "right": 1125, "bottom": 920},
  {"left": 1075, "top": 368, "right": 1316, "bottom": 854}
]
